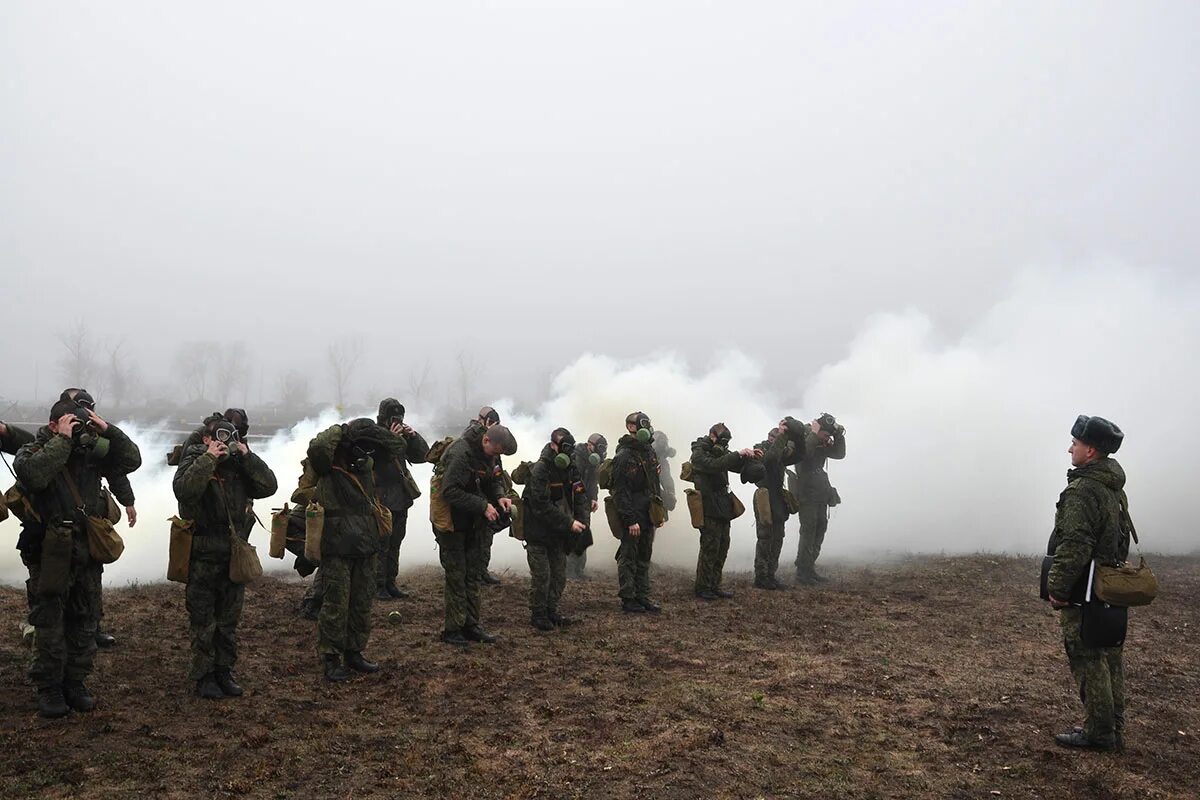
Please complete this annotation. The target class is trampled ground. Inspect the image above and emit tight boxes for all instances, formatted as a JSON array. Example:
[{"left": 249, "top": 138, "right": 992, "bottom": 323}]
[{"left": 1, "top": 554, "right": 1197, "bottom": 799}]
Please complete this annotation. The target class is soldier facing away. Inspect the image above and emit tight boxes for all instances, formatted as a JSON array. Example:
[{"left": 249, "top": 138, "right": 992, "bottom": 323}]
[
  {"left": 566, "top": 433, "right": 605, "bottom": 580},
  {"left": 790, "top": 412, "right": 846, "bottom": 584},
  {"left": 1046, "top": 414, "right": 1131, "bottom": 751},
  {"left": 523, "top": 428, "right": 590, "bottom": 631},
  {"left": 690, "top": 423, "right": 758, "bottom": 600}
]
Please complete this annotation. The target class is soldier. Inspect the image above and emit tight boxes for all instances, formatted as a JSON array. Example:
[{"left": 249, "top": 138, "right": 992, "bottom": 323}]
[
  {"left": 1046, "top": 415, "right": 1130, "bottom": 751},
  {"left": 523, "top": 428, "right": 589, "bottom": 630},
  {"left": 744, "top": 417, "right": 806, "bottom": 590},
  {"left": 612, "top": 411, "right": 665, "bottom": 613},
  {"left": 173, "top": 414, "right": 277, "bottom": 698},
  {"left": 790, "top": 413, "right": 846, "bottom": 584},
  {"left": 434, "top": 422, "right": 516, "bottom": 645},
  {"left": 691, "top": 423, "right": 758, "bottom": 600},
  {"left": 1, "top": 418, "right": 37, "bottom": 647},
  {"left": 372, "top": 398, "right": 430, "bottom": 601},
  {"left": 566, "top": 433, "right": 606, "bottom": 580},
  {"left": 14, "top": 398, "right": 141, "bottom": 718},
  {"left": 652, "top": 429, "right": 678, "bottom": 513},
  {"left": 465, "top": 406, "right": 507, "bottom": 585},
  {"left": 308, "top": 418, "right": 396, "bottom": 681}
]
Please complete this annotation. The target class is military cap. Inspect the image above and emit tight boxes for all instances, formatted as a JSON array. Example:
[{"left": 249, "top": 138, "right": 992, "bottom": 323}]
[
  {"left": 1071, "top": 415, "right": 1123, "bottom": 454},
  {"left": 484, "top": 424, "right": 518, "bottom": 456}
]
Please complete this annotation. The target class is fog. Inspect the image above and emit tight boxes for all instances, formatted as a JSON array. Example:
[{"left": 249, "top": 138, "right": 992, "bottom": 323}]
[{"left": 2, "top": 4, "right": 1199, "bottom": 583}]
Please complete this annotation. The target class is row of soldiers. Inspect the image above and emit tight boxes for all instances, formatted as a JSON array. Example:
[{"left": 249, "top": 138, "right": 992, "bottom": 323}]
[{"left": 0, "top": 394, "right": 846, "bottom": 716}]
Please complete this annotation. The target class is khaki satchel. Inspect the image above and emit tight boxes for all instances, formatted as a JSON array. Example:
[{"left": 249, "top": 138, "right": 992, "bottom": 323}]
[
  {"left": 429, "top": 466, "right": 453, "bottom": 533},
  {"left": 730, "top": 492, "right": 746, "bottom": 520},
  {"left": 684, "top": 488, "right": 704, "bottom": 529},
  {"left": 1094, "top": 558, "right": 1159, "bottom": 607},
  {"left": 753, "top": 487, "right": 772, "bottom": 527},
  {"left": 102, "top": 487, "right": 122, "bottom": 524},
  {"left": 269, "top": 503, "right": 290, "bottom": 559},
  {"left": 64, "top": 472, "right": 124, "bottom": 565},
  {"left": 508, "top": 495, "right": 525, "bottom": 541},
  {"left": 782, "top": 488, "right": 802, "bottom": 515},
  {"left": 229, "top": 535, "right": 263, "bottom": 585},
  {"left": 603, "top": 495, "right": 625, "bottom": 539},
  {"left": 510, "top": 461, "right": 533, "bottom": 486},
  {"left": 649, "top": 495, "right": 669, "bottom": 527},
  {"left": 403, "top": 470, "right": 423, "bottom": 501},
  {"left": 167, "top": 516, "right": 195, "bottom": 583},
  {"left": 0, "top": 493, "right": 7, "bottom": 523},
  {"left": 679, "top": 461, "right": 694, "bottom": 483},
  {"left": 595, "top": 458, "right": 615, "bottom": 490},
  {"left": 304, "top": 500, "right": 325, "bottom": 563},
  {"left": 426, "top": 436, "right": 455, "bottom": 465},
  {"left": 2, "top": 483, "right": 38, "bottom": 524}
]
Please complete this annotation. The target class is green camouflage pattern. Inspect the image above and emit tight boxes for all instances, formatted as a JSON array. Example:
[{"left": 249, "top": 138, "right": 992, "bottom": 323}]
[
  {"left": 794, "top": 504, "right": 828, "bottom": 575},
  {"left": 1046, "top": 458, "right": 1130, "bottom": 600},
  {"left": 26, "top": 535, "right": 101, "bottom": 689},
  {"left": 526, "top": 541, "right": 567, "bottom": 617},
  {"left": 617, "top": 529, "right": 655, "bottom": 601},
  {"left": 695, "top": 518, "right": 731, "bottom": 594},
  {"left": 436, "top": 529, "right": 483, "bottom": 632},
  {"left": 317, "top": 555, "right": 374, "bottom": 655},
  {"left": 0, "top": 422, "right": 35, "bottom": 455},
  {"left": 375, "top": 509, "right": 410, "bottom": 591},
  {"left": 612, "top": 434, "right": 662, "bottom": 600},
  {"left": 1060, "top": 606, "right": 1125, "bottom": 746},
  {"left": 185, "top": 558, "right": 245, "bottom": 678},
  {"left": 173, "top": 444, "right": 278, "bottom": 561},
  {"left": 307, "top": 424, "right": 384, "bottom": 558}
]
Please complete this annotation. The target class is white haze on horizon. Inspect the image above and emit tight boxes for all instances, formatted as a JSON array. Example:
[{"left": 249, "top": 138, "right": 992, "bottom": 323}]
[{"left": 1, "top": 263, "right": 1196, "bottom": 587}]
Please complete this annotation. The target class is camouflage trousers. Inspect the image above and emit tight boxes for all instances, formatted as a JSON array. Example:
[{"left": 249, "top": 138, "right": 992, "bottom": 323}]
[
  {"left": 694, "top": 519, "right": 731, "bottom": 594},
  {"left": 565, "top": 549, "right": 587, "bottom": 579},
  {"left": 304, "top": 567, "right": 325, "bottom": 607},
  {"left": 616, "top": 515, "right": 655, "bottom": 601},
  {"left": 185, "top": 558, "right": 245, "bottom": 679},
  {"left": 526, "top": 541, "right": 567, "bottom": 617},
  {"left": 27, "top": 535, "right": 101, "bottom": 689},
  {"left": 478, "top": 529, "right": 495, "bottom": 579},
  {"left": 1060, "top": 606, "right": 1125, "bottom": 745},
  {"left": 753, "top": 522, "right": 785, "bottom": 583},
  {"left": 375, "top": 509, "right": 409, "bottom": 590},
  {"left": 317, "top": 555, "right": 374, "bottom": 656},
  {"left": 436, "top": 528, "right": 483, "bottom": 633},
  {"left": 795, "top": 504, "right": 829, "bottom": 574}
]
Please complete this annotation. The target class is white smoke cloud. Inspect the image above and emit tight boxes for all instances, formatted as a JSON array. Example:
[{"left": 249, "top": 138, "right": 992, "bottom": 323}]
[{"left": 2, "top": 263, "right": 1195, "bottom": 588}]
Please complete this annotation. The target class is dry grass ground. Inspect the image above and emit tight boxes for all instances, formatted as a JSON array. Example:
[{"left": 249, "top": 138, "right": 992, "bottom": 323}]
[{"left": 0, "top": 554, "right": 1197, "bottom": 799}]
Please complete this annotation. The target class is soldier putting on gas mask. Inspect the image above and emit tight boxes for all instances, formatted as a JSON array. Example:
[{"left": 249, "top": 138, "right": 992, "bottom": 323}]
[
  {"left": 789, "top": 412, "right": 846, "bottom": 584},
  {"left": 566, "top": 433, "right": 606, "bottom": 580},
  {"left": 523, "top": 428, "right": 590, "bottom": 631},
  {"left": 611, "top": 412, "right": 667, "bottom": 614},
  {"left": 743, "top": 417, "right": 807, "bottom": 590},
  {"left": 372, "top": 398, "right": 430, "bottom": 601},
  {"left": 690, "top": 423, "right": 758, "bottom": 600}
]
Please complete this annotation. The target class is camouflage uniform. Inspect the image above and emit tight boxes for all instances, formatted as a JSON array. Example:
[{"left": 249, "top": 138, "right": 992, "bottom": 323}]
[
  {"left": 790, "top": 426, "right": 846, "bottom": 577},
  {"left": 652, "top": 431, "right": 678, "bottom": 513},
  {"left": 1047, "top": 456, "right": 1131, "bottom": 748},
  {"left": 689, "top": 435, "right": 747, "bottom": 594},
  {"left": 611, "top": 434, "right": 662, "bottom": 603},
  {"left": 371, "top": 422, "right": 429, "bottom": 593},
  {"left": 173, "top": 440, "right": 277, "bottom": 680},
  {"left": 435, "top": 424, "right": 504, "bottom": 634},
  {"left": 308, "top": 423, "right": 394, "bottom": 657},
  {"left": 566, "top": 439, "right": 602, "bottom": 579},
  {"left": 522, "top": 444, "right": 589, "bottom": 621},
  {"left": 14, "top": 424, "right": 141, "bottom": 691},
  {"left": 743, "top": 427, "right": 803, "bottom": 587}
]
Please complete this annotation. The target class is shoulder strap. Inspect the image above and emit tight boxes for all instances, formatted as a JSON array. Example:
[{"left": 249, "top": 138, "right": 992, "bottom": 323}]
[
  {"left": 62, "top": 469, "right": 85, "bottom": 509},
  {"left": 209, "top": 474, "right": 239, "bottom": 536},
  {"left": 332, "top": 465, "right": 373, "bottom": 501}
]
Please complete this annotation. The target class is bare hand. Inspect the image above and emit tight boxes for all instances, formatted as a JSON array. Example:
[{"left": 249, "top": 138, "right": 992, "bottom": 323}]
[
  {"left": 752, "top": 448, "right": 764, "bottom": 458},
  {"left": 126, "top": 506, "right": 138, "bottom": 527},
  {"left": 55, "top": 413, "right": 79, "bottom": 438},
  {"left": 0, "top": 422, "right": 7, "bottom": 437},
  {"left": 234, "top": 441, "right": 249, "bottom": 456},
  {"left": 85, "top": 410, "right": 109, "bottom": 433},
  {"left": 400, "top": 424, "right": 414, "bottom": 437},
  {"left": 627, "top": 523, "right": 641, "bottom": 538},
  {"left": 738, "top": 448, "right": 756, "bottom": 459},
  {"left": 498, "top": 497, "right": 513, "bottom": 512},
  {"left": 390, "top": 422, "right": 404, "bottom": 435},
  {"left": 655, "top": 520, "right": 665, "bottom": 528},
  {"left": 484, "top": 504, "right": 500, "bottom": 522},
  {"left": 570, "top": 520, "right": 586, "bottom": 534},
  {"left": 591, "top": 500, "right": 599, "bottom": 513},
  {"left": 206, "top": 440, "right": 228, "bottom": 459}
]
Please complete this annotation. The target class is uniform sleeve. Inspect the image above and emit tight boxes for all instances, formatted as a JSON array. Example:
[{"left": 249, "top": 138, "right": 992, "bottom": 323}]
[
  {"left": 238, "top": 451, "right": 278, "bottom": 499},
  {"left": 0, "top": 424, "right": 35, "bottom": 455},
  {"left": 174, "top": 447, "right": 218, "bottom": 503},
  {"left": 690, "top": 443, "right": 743, "bottom": 474},
  {"left": 611, "top": 451, "right": 637, "bottom": 527},
  {"left": 1047, "top": 489, "right": 1099, "bottom": 599},
  {"left": 105, "top": 472, "right": 137, "bottom": 506},
  {"left": 307, "top": 425, "right": 343, "bottom": 476},
  {"left": 571, "top": 467, "right": 590, "bottom": 523},
  {"left": 442, "top": 448, "right": 489, "bottom": 516},
  {"left": 826, "top": 431, "right": 846, "bottom": 460},
  {"left": 527, "top": 461, "right": 577, "bottom": 534},
  {"left": 14, "top": 435, "right": 72, "bottom": 492},
  {"left": 405, "top": 431, "right": 430, "bottom": 465},
  {"left": 99, "top": 423, "right": 143, "bottom": 474}
]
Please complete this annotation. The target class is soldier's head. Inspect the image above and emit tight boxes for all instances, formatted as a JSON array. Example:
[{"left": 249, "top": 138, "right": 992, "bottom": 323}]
[
  {"left": 482, "top": 424, "right": 517, "bottom": 458},
  {"left": 767, "top": 426, "right": 782, "bottom": 444},
  {"left": 60, "top": 388, "right": 95, "bottom": 408},
  {"left": 550, "top": 428, "right": 575, "bottom": 467},
  {"left": 48, "top": 398, "right": 87, "bottom": 435},
  {"left": 709, "top": 423, "right": 732, "bottom": 447},
  {"left": 477, "top": 406, "right": 501, "bottom": 428},
  {"left": 1069, "top": 415, "right": 1123, "bottom": 467},
  {"left": 223, "top": 408, "right": 249, "bottom": 439},
  {"left": 378, "top": 398, "right": 405, "bottom": 428},
  {"left": 586, "top": 433, "right": 608, "bottom": 460},
  {"left": 201, "top": 415, "right": 239, "bottom": 458},
  {"left": 625, "top": 411, "right": 653, "bottom": 442}
]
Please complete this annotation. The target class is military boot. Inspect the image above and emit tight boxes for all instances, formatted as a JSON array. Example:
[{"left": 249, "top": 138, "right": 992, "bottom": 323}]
[
  {"left": 63, "top": 681, "right": 96, "bottom": 712},
  {"left": 323, "top": 654, "right": 350, "bottom": 682},
  {"left": 196, "top": 673, "right": 224, "bottom": 700},
  {"left": 695, "top": 590, "right": 719, "bottom": 601},
  {"left": 95, "top": 630, "right": 116, "bottom": 648},
  {"left": 375, "top": 587, "right": 395, "bottom": 602},
  {"left": 621, "top": 599, "right": 646, "bottom": 613},
  {"left": 385, "top": 583, "right": 410, "bottom": 599},
  {"left": 37, "top": 686, "right": 70, "bottom": 719},
  {"left": 441, "top": 629, "right": 469, "bottom": 647},
  {"left": 214, "top": 668, "right": 244, "bottom": 697},
  {"left": 638, "top": 598, "right": 662, "bottom": 613},
  {"left": 1054, "top": 730, "right": 1116, "bottom": 751},
  {"left": 345, "top": 651, "right": 380, "bottom": 673},
  {"left": 463, "top": 624, "right": 497, "bottom": 644},
  {"left": 481, "top": 571, "right": 502, "bottom": 586},
  {"left": 530, "top": 614, "right": 555, "bottom": 632},
  {"left": 715, "top": 588, "right": 734, "bottom": 599},
  {"left": 548, "top": 611, "right": 573, "bottom": 627}
]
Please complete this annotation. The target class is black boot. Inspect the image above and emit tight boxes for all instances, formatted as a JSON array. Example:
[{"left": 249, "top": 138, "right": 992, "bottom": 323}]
[
  {"left": 548, "top": 611, "right": 573, "bottom": 627},
  {"left": 753, "top": 578, "right": 776, "bottom": 590},
  {"left": 300, "top": 598, "right": 320, "bottom": 621},
  {"left": 37, "top": 686, "right": 70, "bottom": 718},
  {"left": 214, "top": 668, "right": 244, "bottom": 697},
  {"left": 1054, "top": 730, "right": 1116, "bottom": 751},
  {"left": 345, "top": 651, "right": 380, "bottom": 673},
  {"left": 323, "top": 654, "right": 350, "bottom": 682},
  {"left": 480, "top": 571, "right": 502, "bottom": 586},
  {"left": 695, "top": 590, "right": 719, "bottom": 601},
  {"left": 441, "top": 629, "right": 469, "bottom": 647},
  {"left": 95, "top": 630, "right": 116, "bottom": 648},
  {"left": 530, "top": 614, "right": 555, "bottom": 631},
  {"left": 621, "top": 599, "right": 646, "bottom": 613},
  {"left": 463, "top": 624, "right": 497, "bottom": 644},
  {"left": 386, "top": 583, "right": 410, "bottom": 599},
  {"left": 638, "top": 598, "right": 662, "bottom": 613},
  {"left": 715, "top": 588, "right": 734, "bottom": 599},
  {"left": 63, "top": 681, "right": 96, "bottom": 712},
  {"left": 375, "top": 587, "right": 395, "bottom": 601},
  {"left": 196, "top": 673, "right": 224, "bottom": 700}
]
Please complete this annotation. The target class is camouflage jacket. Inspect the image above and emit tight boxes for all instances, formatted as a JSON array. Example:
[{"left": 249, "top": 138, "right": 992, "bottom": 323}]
[
  {"left": 611, "top": 435, "right": 662, "bottom": 527},
  {"left": 174, "top": 444, "right": 278, "bottom": 562},
  {"left": 372, "top": 427, "right": 430, "bottom": 512},
  {"left": 789, "top": 427, "right": 846, "bottom": 504},
  {"left": 1, "top": 423, "right": 35, "bottom": 455},
  {"left": 652, "top": 433, "right": 677, "bottom": 511},
  {"left": 571, "top": 446, "right": 600, "bottom": 525},
  {"left": 689, "top": 436, "right": 746, "bottom": 521},
  {"left": 14, "top": 424, "right": 142, "bottom": 552},
  {"left": 439, "top": 423, "right": 505, "bottom": 533},
  {"left": 522, "top": 444, "right": 589, "bottom": 546},
  {"left": 742, "top": 431, "right": 803, "bottom": 522},
  {"left": 1046, "top": 457, "right": 1131, "bottom": 601},
  {"left": 308, "top": 424, "right": 383, "bottom": 558}
]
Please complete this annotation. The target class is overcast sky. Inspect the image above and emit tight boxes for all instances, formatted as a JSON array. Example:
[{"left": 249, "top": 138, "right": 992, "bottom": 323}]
[{"left": 2, "top": 1, "right": 1197, "bottom": 409}]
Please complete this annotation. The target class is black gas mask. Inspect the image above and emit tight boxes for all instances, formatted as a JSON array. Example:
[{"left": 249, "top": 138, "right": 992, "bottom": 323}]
[
  {"left": 627, "top": 412, "right": 653, "bottom": 443},
  {"left": 349, "top": 444, "right": 375, "bottom": 472},
  {"left": 553, "top": 432, "right": 576, "bottom": 469}
]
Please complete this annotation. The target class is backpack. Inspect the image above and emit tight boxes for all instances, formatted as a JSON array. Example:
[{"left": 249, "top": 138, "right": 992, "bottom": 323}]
[
  {"left": 510, "top": 460, "right": 533, "bottom": 486},
  {"left": 426, "top": 436, "right": 455, "bottom": 465},
  {"left": 595, "top": 458, "right": 615, "bottom": 490},
  {"left": 679, "top": 461, "right": 693, "bottom": 483}
]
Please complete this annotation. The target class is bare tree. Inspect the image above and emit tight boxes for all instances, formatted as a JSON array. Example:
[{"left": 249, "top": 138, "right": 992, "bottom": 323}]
[
  {"left": 105, "top": 340, "right": 139, "bottom": 409},
  {"left": 407, "top": 358, "right": 436, "bottom": 406},
  {"left": 454, "top": 349, "right": 480, "bottom": 412},
  {"left": 328, "top": 337, "right": 364, "bottom": 409},
  {"left": 58, "top": 320, "right": 97, "bottom": 393},
  {"left": 279, "top": 370, "right": 311, "bottom": 408},
  {"left": 173, "top": 341, "right": 215, "bottom": 402},
  {"left": 213, "top": 341, "right": 249, "bottom": 402}
]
